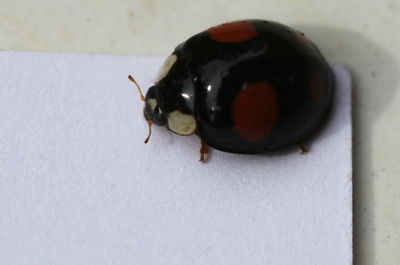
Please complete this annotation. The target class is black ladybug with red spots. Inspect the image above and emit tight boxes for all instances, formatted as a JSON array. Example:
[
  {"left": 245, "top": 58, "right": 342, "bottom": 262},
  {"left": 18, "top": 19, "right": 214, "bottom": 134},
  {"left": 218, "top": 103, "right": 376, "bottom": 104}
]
[{"left": 129, "top": 19, "right": 334, "bottom": 162}]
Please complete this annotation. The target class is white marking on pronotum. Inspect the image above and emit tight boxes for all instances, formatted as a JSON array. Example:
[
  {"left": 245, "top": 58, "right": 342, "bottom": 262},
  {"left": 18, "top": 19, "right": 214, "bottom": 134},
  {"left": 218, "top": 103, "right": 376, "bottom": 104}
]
[
  {"left": 167, "top": 110, "right": 197, "bottom": 136},
  {"left": 147, "top": 98, "right": 157, "bottom": 111},
  {"left": 155, "top": 54, "right": 178, "bottom": 82}
]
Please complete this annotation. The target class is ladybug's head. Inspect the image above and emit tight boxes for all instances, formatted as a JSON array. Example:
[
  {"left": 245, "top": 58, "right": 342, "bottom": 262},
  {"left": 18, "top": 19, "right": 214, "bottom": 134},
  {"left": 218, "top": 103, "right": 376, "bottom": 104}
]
[
  {"left": 128, "top": 75, "right": 167, "bottom": 126},
  {"left": 128, "top": 52, "right": 195, "bottom": 143},
  {"left": 128, "top": 75, "right": 167, "bottom": 143},
  {"left": 143, "top": 85, "right": 167, "bottom": 126}
]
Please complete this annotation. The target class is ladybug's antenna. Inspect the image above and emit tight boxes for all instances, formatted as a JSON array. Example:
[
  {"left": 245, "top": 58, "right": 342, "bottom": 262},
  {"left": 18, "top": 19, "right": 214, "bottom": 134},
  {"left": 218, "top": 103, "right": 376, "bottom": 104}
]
[
  {"left": 128, "top": 75, "right": 146, "bottom": 102},
  {"left": 128, "top": 75, "right": 152, "bottom": 143},
  {"left": 144, "top": 120, "right": 153, "bottom": 143}
]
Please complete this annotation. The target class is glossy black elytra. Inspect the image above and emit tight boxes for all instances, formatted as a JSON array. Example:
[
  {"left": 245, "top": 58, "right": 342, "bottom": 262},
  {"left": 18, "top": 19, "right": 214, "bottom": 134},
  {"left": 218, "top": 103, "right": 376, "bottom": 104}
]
[{"left": 130, "top": 19, "right": 334, "bottom": 162}]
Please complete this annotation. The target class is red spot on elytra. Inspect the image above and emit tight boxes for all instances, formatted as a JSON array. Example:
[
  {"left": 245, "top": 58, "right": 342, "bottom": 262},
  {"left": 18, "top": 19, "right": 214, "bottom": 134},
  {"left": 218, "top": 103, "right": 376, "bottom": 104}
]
[
  {"left": 232, "top": 82, "right": 278, "bottom": 141},
  {"left": 208, "top": 20, "right": 258, "bottom": 43}
]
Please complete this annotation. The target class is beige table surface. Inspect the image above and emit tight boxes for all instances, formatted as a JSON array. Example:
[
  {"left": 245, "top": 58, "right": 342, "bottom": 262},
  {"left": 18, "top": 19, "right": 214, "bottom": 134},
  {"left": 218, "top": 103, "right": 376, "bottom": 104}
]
[{"left": 1, "top": 0, "right": 399, "bottom": 264}]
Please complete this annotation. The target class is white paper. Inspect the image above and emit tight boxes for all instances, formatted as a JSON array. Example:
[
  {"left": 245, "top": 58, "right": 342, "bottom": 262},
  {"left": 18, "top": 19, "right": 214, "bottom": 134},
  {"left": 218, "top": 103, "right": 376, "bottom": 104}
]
[{"left": 0, "top": 51, "right": 352, "bottom": 265}]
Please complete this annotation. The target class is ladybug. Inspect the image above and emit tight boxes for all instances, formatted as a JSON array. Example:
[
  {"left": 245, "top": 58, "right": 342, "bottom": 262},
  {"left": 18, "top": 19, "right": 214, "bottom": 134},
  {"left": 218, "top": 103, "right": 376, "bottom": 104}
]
[{"left": 129, "top": 19, "right": 334, "bottom": 162}]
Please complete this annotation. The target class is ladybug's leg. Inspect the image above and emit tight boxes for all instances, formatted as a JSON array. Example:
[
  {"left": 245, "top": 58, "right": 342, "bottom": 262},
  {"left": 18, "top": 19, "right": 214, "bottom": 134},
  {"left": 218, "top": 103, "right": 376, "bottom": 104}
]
[
  {"left": 298, "top": 142, "right": 308, "bottom": 154},
  {"left": 199, "top": 140, "right": 209, "bottom": 163}
]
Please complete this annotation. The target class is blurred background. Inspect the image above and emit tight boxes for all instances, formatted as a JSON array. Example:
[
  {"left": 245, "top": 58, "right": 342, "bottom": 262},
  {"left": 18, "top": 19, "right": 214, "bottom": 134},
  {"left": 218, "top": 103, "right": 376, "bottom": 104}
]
[{"left": 1, "top": 0, "right": 399, "bottom": 264}]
